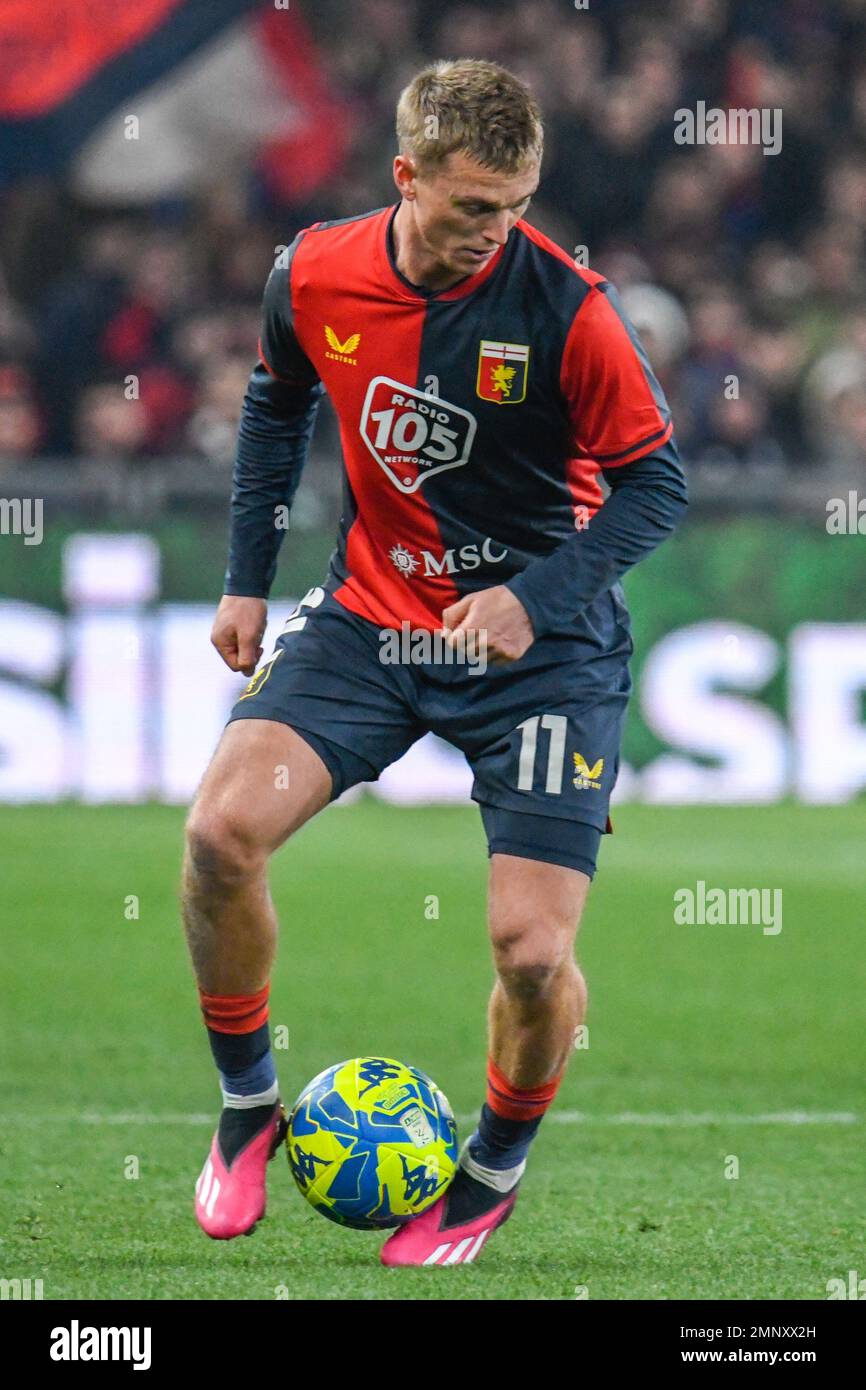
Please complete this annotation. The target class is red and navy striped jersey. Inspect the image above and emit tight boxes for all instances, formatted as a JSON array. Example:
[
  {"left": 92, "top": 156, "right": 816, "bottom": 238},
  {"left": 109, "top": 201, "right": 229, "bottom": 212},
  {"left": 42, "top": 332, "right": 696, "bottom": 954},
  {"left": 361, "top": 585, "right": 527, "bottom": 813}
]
[{"left": 237, "top": 203, "right": 680, "bottom": 632}]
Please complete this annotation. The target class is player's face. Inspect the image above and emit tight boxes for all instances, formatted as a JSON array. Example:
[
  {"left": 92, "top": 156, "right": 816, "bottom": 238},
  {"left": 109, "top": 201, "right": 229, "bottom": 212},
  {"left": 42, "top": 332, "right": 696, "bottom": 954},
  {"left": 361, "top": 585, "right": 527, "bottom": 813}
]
[{"left": 401, "top": 151, "right": 540, "bottom": 278}]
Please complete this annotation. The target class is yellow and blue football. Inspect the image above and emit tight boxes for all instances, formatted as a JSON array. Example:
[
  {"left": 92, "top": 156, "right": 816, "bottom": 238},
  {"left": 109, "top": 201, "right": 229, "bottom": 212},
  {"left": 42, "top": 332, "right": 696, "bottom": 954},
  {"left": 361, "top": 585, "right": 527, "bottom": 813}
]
[{"left": 285, "top": 1056, "right": 459, "bottom": 1229}]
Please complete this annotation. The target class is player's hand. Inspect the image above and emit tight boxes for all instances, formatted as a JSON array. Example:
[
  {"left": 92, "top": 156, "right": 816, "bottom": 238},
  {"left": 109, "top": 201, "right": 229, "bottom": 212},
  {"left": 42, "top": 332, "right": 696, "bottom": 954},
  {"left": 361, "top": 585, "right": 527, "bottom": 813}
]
[
  {"left": 211, "top": 595, "right": 267, "bottom": 676},
  {"left": 441, "top": 585, "right": 535, "bottom": 665}
]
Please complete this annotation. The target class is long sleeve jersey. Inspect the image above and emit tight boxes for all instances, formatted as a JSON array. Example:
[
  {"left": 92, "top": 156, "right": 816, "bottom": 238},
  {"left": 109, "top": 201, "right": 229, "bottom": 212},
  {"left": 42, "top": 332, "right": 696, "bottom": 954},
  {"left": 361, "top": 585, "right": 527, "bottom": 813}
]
[{"left": 225, "top": 204, "right": 687, "bottom": 638}]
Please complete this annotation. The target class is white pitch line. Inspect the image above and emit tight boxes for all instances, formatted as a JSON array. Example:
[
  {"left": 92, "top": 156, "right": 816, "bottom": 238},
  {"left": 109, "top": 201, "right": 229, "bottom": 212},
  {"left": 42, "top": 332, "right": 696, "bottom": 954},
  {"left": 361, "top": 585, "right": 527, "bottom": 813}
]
[
  {"left": 1, "top": 1110, "right": 858, "bottom": 1128},
  {"left": 544, "top": 1110, "right": 860, "bottom": 1127}
]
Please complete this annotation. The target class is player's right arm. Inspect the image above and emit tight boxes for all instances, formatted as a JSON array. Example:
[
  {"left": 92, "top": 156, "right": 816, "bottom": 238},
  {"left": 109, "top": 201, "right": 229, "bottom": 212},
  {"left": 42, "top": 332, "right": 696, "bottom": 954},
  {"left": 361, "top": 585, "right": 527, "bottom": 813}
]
[{"left": 213, "top": 240, "right": 323, "bottom": 675}]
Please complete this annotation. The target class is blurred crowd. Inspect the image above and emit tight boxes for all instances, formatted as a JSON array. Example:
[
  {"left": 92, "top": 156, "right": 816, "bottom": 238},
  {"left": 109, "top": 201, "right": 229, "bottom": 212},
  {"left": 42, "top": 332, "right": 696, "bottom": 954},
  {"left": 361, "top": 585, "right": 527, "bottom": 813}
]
[{"left": 1, "top": 0, "right": 865, "bottom": 480}]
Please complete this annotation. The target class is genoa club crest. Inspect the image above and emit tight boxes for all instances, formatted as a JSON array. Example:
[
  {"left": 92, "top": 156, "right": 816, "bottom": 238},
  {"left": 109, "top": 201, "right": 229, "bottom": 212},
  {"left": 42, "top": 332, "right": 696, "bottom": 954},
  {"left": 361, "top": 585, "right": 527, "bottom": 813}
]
[{"left": 476, "top": 340, "right": 529, "bottom": 405}]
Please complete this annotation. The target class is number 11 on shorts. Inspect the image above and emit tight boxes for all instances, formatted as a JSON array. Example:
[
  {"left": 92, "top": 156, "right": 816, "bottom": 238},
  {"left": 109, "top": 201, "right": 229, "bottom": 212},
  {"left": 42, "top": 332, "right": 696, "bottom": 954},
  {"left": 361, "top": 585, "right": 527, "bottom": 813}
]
[{"left": 516, "top": 714, "right": 568, "bottom": 794}]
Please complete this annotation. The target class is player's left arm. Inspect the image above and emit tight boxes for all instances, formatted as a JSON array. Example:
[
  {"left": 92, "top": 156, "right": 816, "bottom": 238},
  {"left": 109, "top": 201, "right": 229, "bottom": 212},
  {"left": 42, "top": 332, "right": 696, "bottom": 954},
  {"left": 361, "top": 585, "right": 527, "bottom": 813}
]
[{"left": 493, "top": 279, "right": 687, "bottom": 649}]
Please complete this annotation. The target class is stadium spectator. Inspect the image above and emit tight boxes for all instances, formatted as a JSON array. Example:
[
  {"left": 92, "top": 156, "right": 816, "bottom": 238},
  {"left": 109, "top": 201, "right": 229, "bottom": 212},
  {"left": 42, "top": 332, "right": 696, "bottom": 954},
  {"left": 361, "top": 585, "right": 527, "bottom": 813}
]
[
  {"left": 73, "top": 378, "right": 150, "bottom": 462},
  {"left": 0, "top": 0, "right": 864, "bottom": 478},
  {"left": 186, "top": 355, "right": 253, "bottom": 466},
  {"left": 0, "top": 363, "right": 42, "bottom": 466}
]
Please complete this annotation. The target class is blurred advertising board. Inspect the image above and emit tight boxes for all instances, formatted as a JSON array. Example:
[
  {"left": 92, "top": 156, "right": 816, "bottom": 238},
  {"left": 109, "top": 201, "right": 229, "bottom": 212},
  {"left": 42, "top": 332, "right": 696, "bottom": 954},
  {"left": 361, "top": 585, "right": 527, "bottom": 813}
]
[{"left": 1, "top": 522, "right": 864, "bottom": 805}]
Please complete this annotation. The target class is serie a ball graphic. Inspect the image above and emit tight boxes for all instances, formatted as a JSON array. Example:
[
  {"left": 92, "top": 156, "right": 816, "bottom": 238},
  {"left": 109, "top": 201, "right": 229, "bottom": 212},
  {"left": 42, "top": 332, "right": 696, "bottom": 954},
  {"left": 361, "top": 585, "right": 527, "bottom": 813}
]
[{"left": 285, "top": 1056, "right": 459, "bottom": 1229}]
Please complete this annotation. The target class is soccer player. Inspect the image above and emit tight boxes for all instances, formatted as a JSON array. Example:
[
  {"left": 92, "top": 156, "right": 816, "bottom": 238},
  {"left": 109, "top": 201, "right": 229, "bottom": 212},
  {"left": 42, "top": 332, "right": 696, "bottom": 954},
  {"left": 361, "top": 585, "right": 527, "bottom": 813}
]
[{"left": 183, "top": 59, "right": 687, "bottom": 1264}]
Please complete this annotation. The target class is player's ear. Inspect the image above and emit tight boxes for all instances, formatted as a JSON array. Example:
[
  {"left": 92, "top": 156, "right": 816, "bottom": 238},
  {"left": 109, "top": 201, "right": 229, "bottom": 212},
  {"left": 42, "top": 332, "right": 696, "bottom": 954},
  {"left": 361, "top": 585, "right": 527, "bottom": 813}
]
[{"left": 393, "top": 153, "right": 418, "bottom": 200}]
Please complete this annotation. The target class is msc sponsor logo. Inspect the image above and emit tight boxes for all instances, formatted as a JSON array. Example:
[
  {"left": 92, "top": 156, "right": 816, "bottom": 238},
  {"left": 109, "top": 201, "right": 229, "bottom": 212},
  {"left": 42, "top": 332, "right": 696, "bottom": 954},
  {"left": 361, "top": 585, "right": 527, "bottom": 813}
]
[
  {"left": 360, "top": 376, "right": 477, "bottom": 493},
  {"left": 572, "top": 753, "right": 604, "bottom": 790},
  {"left": 324, "top": 325, "right": 360, "bottom": 365},
  {"left": 388, "top": 537, "right": 508, "bottom": 578},
  {"left": 388, "top": 544, "right": 420, "bottom": 577},
  {"left": 476, "top": 340, "right": 529, "bottom": 404}
]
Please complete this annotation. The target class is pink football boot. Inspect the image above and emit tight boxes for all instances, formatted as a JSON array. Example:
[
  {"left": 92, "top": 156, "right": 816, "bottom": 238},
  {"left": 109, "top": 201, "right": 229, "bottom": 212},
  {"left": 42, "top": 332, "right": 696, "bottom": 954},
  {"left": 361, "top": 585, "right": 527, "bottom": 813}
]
[
  {"left": 380, "top": 1186, "right": 518, "bottom": 1267},
  {"left": 194, "top": 1102, "right": 286, "bottom": 1239}
]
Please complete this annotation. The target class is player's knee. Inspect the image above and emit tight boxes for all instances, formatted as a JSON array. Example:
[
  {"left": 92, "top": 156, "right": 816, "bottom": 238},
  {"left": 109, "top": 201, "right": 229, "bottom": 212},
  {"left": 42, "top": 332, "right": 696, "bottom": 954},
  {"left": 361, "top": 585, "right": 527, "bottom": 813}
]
[
  {"left": 490, "top": 917, "right": 574, "bottom": 1000},
  {"left": 184, "top": 806, "right": 266, "bottom": 886}
]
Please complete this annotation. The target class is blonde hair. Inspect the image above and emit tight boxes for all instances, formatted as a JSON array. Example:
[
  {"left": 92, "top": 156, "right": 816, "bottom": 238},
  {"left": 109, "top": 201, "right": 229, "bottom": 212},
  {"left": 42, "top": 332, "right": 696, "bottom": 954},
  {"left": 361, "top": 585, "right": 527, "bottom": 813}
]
[{"left": 396, "top": 59, "right": 543, "bottom": 174}]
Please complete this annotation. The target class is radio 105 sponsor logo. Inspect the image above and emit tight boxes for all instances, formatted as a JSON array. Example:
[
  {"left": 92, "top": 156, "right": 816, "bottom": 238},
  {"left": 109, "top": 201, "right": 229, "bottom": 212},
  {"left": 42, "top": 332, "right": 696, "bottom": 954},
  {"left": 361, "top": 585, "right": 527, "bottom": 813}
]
[{"left": 360, "top": 376, "right": 476, "bottom": 494}]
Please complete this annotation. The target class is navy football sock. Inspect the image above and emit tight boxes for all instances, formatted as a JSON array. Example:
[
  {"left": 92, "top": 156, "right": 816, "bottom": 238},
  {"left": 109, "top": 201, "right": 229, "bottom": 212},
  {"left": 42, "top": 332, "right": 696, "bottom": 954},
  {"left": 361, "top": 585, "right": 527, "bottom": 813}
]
[
  {"left": 446, "top": 1050, "right": 566, "bottom": 1225},
  {"left": 445, "top": 1108, "right": 543, "bottom": 1224},
  {"left": 467, "top": 1103, "right": 543, "bottom": 1172},
  {"left": 205, "top": 1023, "right": 279, "bottom": 1166},
  {"left": 206, "top": 1020, "right": 278, "bottom": 1107},
  {"left": 199, "top": 987, "right": 279, "bottom": 1166}
]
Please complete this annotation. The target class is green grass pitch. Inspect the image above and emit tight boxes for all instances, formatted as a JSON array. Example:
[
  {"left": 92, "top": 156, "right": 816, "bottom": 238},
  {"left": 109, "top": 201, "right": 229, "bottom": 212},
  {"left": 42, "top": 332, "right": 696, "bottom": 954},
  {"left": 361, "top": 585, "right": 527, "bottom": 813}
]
[{"left": 1, "top": 800, "right": 863, "bottom": 1300}]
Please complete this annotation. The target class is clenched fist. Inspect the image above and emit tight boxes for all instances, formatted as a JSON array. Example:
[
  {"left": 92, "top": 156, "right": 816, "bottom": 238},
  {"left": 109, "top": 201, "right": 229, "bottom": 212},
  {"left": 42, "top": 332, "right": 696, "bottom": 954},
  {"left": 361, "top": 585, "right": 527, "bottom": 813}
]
[
  {"left": 211, "top": 595, "right": 267, "bottom": 676},
  {"left": 441, "top": 585, "right": 535, "bottom": 665}
]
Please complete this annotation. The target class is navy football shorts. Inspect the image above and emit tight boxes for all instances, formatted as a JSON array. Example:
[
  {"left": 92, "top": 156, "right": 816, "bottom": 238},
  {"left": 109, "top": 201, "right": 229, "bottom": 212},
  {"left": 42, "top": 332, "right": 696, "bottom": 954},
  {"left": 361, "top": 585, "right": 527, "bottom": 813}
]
[{"left": 227, "top": 586, "right": 633, "bottom": 878}]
